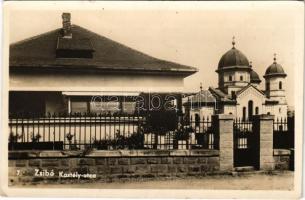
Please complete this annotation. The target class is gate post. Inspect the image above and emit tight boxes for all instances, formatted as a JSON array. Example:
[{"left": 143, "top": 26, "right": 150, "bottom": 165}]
[
  {"left": 212, "top": 114, "right": 234, "bottom": 171},
  {"left": 253, "top": 115, "right": 274, "bottom": 170}
]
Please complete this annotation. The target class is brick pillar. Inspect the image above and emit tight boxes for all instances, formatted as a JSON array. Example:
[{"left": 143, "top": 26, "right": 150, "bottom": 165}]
[
  {"left": 253, "top": 115, "right": 274, "bottom": 170},
  {"left": 213, "top": 114, "right": 234, "bottom": 171}
]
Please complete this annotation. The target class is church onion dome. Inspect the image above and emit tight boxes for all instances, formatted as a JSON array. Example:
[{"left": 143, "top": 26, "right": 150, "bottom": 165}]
[
  {"left": 250, "top": 70, "right": 261, "bottom": 84},
  {"left": 216, "top": 38, "right": 251, "bottom": 72},
  {"left": 264, "top": 54, "right": 287, "bottom": 78}
]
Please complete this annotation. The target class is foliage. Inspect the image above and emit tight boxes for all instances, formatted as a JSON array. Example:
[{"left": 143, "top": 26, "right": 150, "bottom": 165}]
[
  {"left": 66, "top": 132, "right": 74, "bottom": 142},
  {"left": 174, "top": 125, "right": 194, "bottom": 140},
  {"left": 92, "top": 130, "right": 144, "bottom": 150},
  {"left": 8, "top": 132, "right": 20, "bottom": 143},
  {"left": 31, "top": 133, "right": 41, "bottom": 142}
]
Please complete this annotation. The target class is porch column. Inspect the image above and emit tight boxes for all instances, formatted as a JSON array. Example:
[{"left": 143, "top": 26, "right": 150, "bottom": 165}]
[
  {"left": 253, "top": 115, "right": 274, "bottom": 170},
  {"left": 212, "top": 114, "right": 234, "bottom": 171}
]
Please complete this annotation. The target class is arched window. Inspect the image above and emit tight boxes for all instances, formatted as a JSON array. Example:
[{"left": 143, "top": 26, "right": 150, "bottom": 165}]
[
  {"left": 248, "top": 100, "right": 253, "bottom": 120},
  {"left": 266, "top": 82, "right": 270, "bottom": 91},
  {"left": 229, "top": 75, "right": 232, "bottom": 81},
  {"left": 279, "top": 108, "right": 281, "bottom": 113},
  {"left": 255, "top": 107, "right": 259, "bottom": 115},
  {"left": 242, "top": 107, "right": 246, "bottom": 122},
  {"left": 279, "top": 81, "right": 282, "bottom": 90},
  {"left": 231, "top": 91, "right": 236, "bottom": 98},
  {"left": 195, "top": 114, "right": 200, "bottom": 127},
  {"left": 267, "top": 112, "right": 271, "bottom": 115},
  {"left": 240, "top": 75, "right": 243, "bottom": 81}
]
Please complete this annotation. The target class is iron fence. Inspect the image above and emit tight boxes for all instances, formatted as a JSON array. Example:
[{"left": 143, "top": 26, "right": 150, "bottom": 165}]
[
  {"left": 273, "top": 117, "right": 294, "bottom": 149},
  {"left": 8, "top": 113, "right": 217, "bottom": 150},
  {"left": 233, "top": 118, "right": 253, "bottom": 149}
]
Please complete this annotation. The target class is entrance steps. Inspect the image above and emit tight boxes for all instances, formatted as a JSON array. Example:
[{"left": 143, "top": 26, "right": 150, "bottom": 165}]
[{"left": 234, "top": 166, "right": 255, "bottom": 172}]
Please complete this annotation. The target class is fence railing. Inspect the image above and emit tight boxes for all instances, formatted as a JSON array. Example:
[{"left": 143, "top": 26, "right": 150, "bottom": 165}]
[
  {"left": 273, "top": 117, "right": 294, "bottom": 149},
  {"left": 8, "top": 113, "right": 217, "bottom": 151},
  {"left": 233, "top": 119, "right": 253, "bottom": 149}
]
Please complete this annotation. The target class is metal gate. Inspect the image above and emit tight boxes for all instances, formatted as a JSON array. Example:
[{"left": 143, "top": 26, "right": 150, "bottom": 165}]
[{"left": 233, "top": 120, "right": 258, "bottom": 167}]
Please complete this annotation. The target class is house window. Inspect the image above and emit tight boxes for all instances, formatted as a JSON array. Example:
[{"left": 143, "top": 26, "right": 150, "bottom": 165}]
[
  {"left": 90, "top": 101, "right": 120, "bottom": 114},
  {"left": 71, "top": 101, "right": 89, "bottom": 113},
  {"left": 229, "top": 75, "right": 232, "bottom": 81},
  {"left": 240, "top": 76, "right": 243, "bottom": 81},
  {"left": 279, "top": 81, "right": 282, "bottom": 90},
  {"left": 255, "top": 107, "right": 259, "bottom": 115},
  {"left": 122, "top": 102, "right": 137, "bottom": 114}
]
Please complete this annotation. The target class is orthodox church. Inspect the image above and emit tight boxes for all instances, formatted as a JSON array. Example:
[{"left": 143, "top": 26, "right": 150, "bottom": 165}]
[{"left": 183, "top": 38, "right": 288, "bottom": 123}]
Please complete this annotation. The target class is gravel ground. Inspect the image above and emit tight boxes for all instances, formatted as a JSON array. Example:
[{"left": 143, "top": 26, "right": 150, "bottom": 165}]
[{"left": 15, "top": 171, "right": 294, "bottom": 190}]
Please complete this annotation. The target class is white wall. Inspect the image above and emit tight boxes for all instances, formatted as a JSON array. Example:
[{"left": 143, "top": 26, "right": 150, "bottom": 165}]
[
  {"left": 236, "top": 86, "right": 265, "bottom": 120},
  {"left": 223, "top": 105, "right": 236, "bottom": 116},
  {"left": 10, "top": 72, "right": 185, "bottom": 93},
  {"left": 265, "top": 76, "right": 286, "bottom": 103}
]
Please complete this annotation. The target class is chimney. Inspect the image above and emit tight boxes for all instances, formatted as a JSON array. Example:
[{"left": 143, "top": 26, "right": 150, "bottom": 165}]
[{"left": 62, "top": 13, "right": 72, "bottom": 38}]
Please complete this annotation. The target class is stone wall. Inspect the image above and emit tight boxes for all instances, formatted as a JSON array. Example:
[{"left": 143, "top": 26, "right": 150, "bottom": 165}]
[
  {"left": 273, "top": 149, "right": 293, "bottom": 170},
  {"left": 8, "top": 150, "right": 220, "bottom": 185}
]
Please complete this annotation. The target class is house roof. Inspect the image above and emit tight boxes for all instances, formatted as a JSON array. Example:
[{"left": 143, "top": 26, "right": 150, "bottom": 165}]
[{"left": 10, "top": 25, "right": 197, "bottom": 76}]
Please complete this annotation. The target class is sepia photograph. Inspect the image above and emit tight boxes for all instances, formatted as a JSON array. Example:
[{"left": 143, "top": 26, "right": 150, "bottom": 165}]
[{"left": 1, "top": 1, "right": 304, "bottom": 198}]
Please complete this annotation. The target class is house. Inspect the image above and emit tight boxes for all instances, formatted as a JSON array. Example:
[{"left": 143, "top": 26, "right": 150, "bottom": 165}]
[
  {"left": 184, "top": 39, "right": 288, "bottom": 128},
  {"left": 9, "top": 13, "right": 197, "bottom": 116}
]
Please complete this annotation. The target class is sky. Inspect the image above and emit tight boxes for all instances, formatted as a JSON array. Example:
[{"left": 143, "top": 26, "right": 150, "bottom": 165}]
[{"left": 8, "top": 2, "right": 304, "bottom": 106}]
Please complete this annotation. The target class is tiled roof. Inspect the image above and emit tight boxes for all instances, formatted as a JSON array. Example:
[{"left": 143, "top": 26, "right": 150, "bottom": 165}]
[
  {"left": 188, "top": 90, "right": 217, "bottom": 104},
  {"left": 56, "top": 37, "right": 94, "bottom": 51},
  {"left": 10, "top": 25, "right": 197, "bottom": 76}
]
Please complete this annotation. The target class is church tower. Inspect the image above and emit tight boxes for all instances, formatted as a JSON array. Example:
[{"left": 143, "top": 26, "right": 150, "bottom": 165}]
[
  {"left": 264, "top": 54, "right": 287, "bottom": 104},
  {"left": 216, "top": 37, "right": 252, "bottom": 97}
]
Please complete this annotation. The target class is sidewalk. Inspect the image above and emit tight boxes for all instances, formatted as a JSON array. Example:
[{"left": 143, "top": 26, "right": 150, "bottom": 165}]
[{"left": 17, "top": 171, "right": 294, "bottom": 190}]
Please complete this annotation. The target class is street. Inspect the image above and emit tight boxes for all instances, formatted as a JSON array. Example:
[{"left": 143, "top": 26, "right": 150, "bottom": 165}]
[{"left": 17, "top": 171, "right": 294, "bottom": 190}]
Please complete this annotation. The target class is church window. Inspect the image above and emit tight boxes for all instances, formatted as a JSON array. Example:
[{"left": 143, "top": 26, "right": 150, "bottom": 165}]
[
  {"left": 279, "top": 108, "right": 281, "bottom": 113},
  {"left": 279, "top": 81, "right": 282, "bottom": 90},
  {"left": 248, "top": 100, "right": 253, "bottom": 120},
  {"left": 255, "top": 107, "right": 259, "bottom": 115},
  {"left": 231, "top": 91, "right": 236, "bottom": 98},
  {"left": 242, "top": 107, "right": 246, "bottom": 122},
  {"left": 195, "top": 114, "right": 200, "bottom": 127},
  {"left": 240, "top": 76, "right": 243, "bottom": 81},
  {"left": 229, "top": 75, "right": 232, "bottom": 81}
]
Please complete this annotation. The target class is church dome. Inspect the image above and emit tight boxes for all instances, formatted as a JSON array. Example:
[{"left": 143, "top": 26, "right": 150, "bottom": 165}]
[
  {"left": 217, "top": 38, "right": 250, "bottom": 70},
  {"left": 264, "top": 55, "right": 287, "bottom": 78},
  {"left": 250, "top": 70, "right": 261, "bottom": 83}
]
